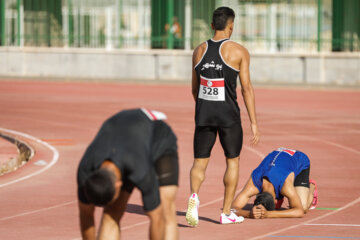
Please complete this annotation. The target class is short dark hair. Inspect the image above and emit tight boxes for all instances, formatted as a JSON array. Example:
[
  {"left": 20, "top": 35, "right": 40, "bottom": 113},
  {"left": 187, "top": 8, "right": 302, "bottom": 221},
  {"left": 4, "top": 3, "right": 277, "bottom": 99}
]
[
  {"left": 84, "top": 168, "right": 116, "bottom": 206},
  {"left": 212, "top": 7, "right": 235, "bottom": 31},
  {"left": 254, "top": 192, "right": 275, "bottom": 210}
]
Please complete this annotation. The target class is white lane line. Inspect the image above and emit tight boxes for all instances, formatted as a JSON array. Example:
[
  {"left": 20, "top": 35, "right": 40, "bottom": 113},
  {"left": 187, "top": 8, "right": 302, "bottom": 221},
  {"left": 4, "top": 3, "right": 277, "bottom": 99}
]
[
  {"left": 243, "top": 145, "right": 266, "bottom": 159},
  {"left": 0, "top": 200, "right": 76, "bottom": 221},
  {"left": 0, "top": 127, "right": 59, "bottom": 188},
  {"left": 304, "top": 223, "right": 360, "bottom": 227},
  {"left": 250, "top": 196, "right": 360, "bottom": 240},
  {"left": 122, "top": 220, "right": 150, "bottom": 230},
  {"left": 313, "top": 138, "right": 360, "bottom": 155},
  {"left": 263, "top": 128, "right": 360, "bottom": 156}
]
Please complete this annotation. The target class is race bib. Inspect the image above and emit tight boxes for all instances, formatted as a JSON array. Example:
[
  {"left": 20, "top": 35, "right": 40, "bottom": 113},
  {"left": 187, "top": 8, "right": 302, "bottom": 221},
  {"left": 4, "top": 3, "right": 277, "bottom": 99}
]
[{"left": 198, "top": 75, "right": 225, "bottom": 101}]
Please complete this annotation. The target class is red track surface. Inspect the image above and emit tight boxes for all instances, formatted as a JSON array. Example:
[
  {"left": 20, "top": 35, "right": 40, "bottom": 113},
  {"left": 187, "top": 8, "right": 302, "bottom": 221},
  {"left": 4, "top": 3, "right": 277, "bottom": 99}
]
[
  {"left": 0, "top": 137, "right": 18, "bottom": 166},
  {"left": 0, "top": 81, "right": 359, "bottom": 240}
]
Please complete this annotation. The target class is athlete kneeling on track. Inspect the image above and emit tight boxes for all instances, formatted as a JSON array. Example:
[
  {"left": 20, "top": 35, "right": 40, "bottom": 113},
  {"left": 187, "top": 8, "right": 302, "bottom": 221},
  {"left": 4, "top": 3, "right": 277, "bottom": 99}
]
[
  {"left": 77, "top": 108, "right": 179, "bottom": 240},
  {"left": 231, "top": 147, "right": 318, "bottom": 219}
]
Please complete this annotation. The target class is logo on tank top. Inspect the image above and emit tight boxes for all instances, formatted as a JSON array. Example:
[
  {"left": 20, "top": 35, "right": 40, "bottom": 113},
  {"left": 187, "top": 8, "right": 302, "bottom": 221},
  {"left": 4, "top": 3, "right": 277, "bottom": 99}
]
[
  {"left": 201, "top": 61, "right": 223, "bottom": 71},
  {"left": 141, "top": 108, "right": 167, "bottom": 121},
  {"left": 277, "top": 147, "right": 296, "bottom": 156},
  {"left": 270, "top": 148, "right": 297, "bottom": 166},
  {"left": 198, "top": 75, "right": 225, "bottom": 101}
]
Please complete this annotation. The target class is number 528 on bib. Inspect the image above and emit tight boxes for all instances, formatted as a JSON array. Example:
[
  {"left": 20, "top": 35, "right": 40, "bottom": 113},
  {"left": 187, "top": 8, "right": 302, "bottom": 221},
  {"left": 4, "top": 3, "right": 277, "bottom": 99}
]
[{"left": 198, "top": 75, "right": 225, "bottom": 101}]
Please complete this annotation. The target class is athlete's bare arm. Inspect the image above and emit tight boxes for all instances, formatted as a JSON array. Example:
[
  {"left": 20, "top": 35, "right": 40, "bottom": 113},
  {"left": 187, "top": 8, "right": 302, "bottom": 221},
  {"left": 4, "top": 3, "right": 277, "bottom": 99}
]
[
  {"left": 78, "top": 201, "right": 96, "bottom": 240},
  {"left": 238, "top": 47, "right": 260, "bottom": 145},
  {"left": 231, "top": 177, "right": 260, "bottom": 218},
  {"left": 259, "top": 174, "right": 305, "bottom": 218},
  {"left": 191, "top": 42, "right": 207, "bottom": 101},
  {"left": 221, "top": 42, "right": 260, "bottom": 145}
]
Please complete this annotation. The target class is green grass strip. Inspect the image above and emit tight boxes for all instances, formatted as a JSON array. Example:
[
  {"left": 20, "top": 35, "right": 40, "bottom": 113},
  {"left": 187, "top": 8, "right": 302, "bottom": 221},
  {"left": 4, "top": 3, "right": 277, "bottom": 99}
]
[{"left": 315, "top": 207, "right": 339, "bottom": 210}]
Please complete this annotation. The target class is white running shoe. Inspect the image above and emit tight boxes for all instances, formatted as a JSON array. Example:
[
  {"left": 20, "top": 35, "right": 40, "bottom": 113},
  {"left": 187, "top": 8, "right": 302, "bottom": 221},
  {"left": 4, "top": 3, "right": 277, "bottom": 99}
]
[
  {"left": 220, "top": 211, "right": 244, "bottom": 224},
  {"left": 186, "top": 193, "right": 200, "bottom": 227}
]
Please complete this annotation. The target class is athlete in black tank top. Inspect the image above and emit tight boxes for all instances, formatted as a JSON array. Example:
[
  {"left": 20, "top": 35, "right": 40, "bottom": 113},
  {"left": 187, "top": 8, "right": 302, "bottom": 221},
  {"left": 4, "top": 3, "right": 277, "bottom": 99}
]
[
  {"left": 194, "top": 38, "right": 240, "bottom": 127},
  {"left": 187, "top": 6, "right": 260, "bottom": 227},
  {"left": 77, "top": 109, "right": 179, "bottom": 239}
]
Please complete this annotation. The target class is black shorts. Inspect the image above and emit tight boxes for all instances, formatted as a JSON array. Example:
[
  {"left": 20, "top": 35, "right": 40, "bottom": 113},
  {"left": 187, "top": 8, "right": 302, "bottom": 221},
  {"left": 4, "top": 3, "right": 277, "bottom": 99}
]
[
  {"left": 154, "top": 152, "right": 179, "bottom": 186},
  {"left": 121, "top": 152, "right": 179, "bottom": 194},
  {"left": 294, "top": 167, "right": 310, "bottom": 188},
  {"left": 194, "top": 122, "right": 243, "bottom": 159}
]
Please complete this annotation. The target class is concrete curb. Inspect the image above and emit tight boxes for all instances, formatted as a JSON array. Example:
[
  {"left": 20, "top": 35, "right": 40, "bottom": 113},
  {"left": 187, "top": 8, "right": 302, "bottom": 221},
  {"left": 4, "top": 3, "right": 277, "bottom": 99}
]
[{"left": 0, "top": 132, "right": 34, "bottom": 176}]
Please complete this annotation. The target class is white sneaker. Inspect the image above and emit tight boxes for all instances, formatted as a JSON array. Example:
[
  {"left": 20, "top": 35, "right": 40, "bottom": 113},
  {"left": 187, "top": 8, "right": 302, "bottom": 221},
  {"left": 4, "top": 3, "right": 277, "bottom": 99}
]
[
  {"left": 220, "top": 211, "right": 244, "bottom": 224},
  {"left": 186, "top": 193, "right": 200, "bottom": 227}
]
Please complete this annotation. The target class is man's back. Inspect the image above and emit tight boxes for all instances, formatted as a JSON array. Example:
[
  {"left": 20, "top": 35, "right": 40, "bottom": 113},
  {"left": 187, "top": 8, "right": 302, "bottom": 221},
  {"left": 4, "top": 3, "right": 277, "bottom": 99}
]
[
  {"left": 193, "top": 38, "right": 244, "bottom": 127},
  {"left": 193, "top": 40, "right": 247, "bottom": 74}
]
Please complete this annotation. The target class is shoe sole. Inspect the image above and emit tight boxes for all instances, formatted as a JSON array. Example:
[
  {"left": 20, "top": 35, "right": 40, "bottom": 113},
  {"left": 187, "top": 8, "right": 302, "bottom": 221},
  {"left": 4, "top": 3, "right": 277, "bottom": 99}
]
[
  {"left": 186, "top": 198, "right": 198, "bottom": 227},
  {"left": 220, "top": 221, "right": 244, "bottom": 225},
  {"left": 220, "top": 217, "right": 244, "bottom": 225}
]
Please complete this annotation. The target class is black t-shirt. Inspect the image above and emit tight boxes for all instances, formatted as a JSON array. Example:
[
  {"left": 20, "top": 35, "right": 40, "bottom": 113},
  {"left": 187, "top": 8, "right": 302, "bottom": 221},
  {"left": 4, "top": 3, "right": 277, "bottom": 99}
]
[
  {"left": 77, "top": 108, "right": 177, "bottom": 211},
  {"left": 194, "top": 39, "right": 241, "bottom": 127}
]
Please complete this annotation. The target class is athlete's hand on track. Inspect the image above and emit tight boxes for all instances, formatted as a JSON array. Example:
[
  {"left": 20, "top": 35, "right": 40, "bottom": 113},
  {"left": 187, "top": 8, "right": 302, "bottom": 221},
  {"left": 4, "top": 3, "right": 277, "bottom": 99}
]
[
  {"left": 250, "top": 123, "right": 260, "bottom": 145},
  {"left": 257, "top": 204, "right": 267, "bottom": 219},
  {"left": 250, "top": 205, "right": 263, "bottom": 219},
  {"left": 251, "top": 204, "right": 267, "bottom": 219}
]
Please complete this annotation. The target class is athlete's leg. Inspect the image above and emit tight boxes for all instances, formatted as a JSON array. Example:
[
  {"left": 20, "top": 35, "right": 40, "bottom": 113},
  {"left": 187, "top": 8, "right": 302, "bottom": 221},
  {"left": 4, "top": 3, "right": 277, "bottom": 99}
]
[
  {"left": 187, "top": 157, "right": 207, "bottom": 227},
  {"left": 218, "top": 123, "right": 243, "bottom": 215},
  {"left": 154, "top": 152, "right": 179, "bottom": 238},
  {"left": 160, "top": 185, "right": 178, "bottom": 240},
  {"left": 294, "top": 168, "right": 314, "bottom": 213},
  {"left": 190, "top": 157, "right": 210, "bottom": 193},
  {"left": 222, "top": 156, "right": 240, "bottom": 214},
  {"left": 191, "top": 126, "right": 217, "bottom": 194},
  {"left": 146, "top": 204, "right": 165, "bottom": 240},
  {"left": 295, "top": 184, "right": 315, "bottom": 211},
  {"left": 187, "top": 126, "right": 216, "bottom": 226},
  {"left": 295, "top": 186, "right": 310, "bottom": 211},
  {"left": 98, "top": 188, "right": 131, "bottom": 240}
]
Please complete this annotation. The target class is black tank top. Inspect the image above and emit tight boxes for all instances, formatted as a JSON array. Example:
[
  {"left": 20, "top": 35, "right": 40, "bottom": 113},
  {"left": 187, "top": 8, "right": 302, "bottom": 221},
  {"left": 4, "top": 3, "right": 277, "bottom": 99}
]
[
  {"left": 77, "top": 108, "right": 177, "bottom": 206},
  {"left": 194, "top": 39, "right": 241, "bottom": 127}
]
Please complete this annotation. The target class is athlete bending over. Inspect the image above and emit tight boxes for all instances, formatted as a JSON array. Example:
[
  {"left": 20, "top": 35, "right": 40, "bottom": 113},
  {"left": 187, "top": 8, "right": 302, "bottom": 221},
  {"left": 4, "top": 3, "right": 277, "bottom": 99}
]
[{"left": 77, "top": 108, "right": 179, "bottom": 240}]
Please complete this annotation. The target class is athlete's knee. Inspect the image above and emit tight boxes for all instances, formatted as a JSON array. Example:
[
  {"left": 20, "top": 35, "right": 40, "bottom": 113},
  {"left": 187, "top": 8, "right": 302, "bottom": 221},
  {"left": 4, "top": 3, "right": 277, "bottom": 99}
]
[
  {"left": 226, "top": 157, "right": 239, "bottom": 167},
  {"left": 302, "top": 202, "right": 309, "bottom": 213},
  {"left": 160, "top": 185, "right": 177, "bottom": 217},
  {"left": 193, "top": 158, "right": 209, "bottom": 168},
  {"left": 160, "top": 186, "right": 177, "bottom": 201},
  {"left": 226, "top": 156, "right": 239, "bottom": 162}
]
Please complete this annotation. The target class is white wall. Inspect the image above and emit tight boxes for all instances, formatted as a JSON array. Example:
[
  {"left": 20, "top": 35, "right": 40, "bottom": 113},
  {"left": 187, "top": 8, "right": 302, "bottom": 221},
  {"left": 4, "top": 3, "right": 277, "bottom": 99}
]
[{"left": 0, "top": 48, "right": 359, "bottom": 86}]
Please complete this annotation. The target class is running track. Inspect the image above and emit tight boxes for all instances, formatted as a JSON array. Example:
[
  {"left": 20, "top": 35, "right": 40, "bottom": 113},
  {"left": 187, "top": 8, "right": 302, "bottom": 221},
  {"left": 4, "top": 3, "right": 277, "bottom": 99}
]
[{"left": 0, "top": 81, "right": 359, "bottom": 239}]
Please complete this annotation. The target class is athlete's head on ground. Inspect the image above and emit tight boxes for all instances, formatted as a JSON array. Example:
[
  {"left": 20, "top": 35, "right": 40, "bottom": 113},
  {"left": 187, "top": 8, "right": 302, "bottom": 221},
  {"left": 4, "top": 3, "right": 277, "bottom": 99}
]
[
  {"left": 84, "top": 168, "right": 117, "bottom": 206},
  {"left": 254, "top": 192, "right": 275, "bottom": 210},
  {"left": 212, "top": 7, "right": 235, "bottom": 31}
]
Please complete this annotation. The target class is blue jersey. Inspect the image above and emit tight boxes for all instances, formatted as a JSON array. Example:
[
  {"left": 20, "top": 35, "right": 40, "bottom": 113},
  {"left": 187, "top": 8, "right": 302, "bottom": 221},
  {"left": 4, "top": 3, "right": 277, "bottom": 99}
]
[{"left": 251, "top": 148, "right": 310, "bottom": 200}]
